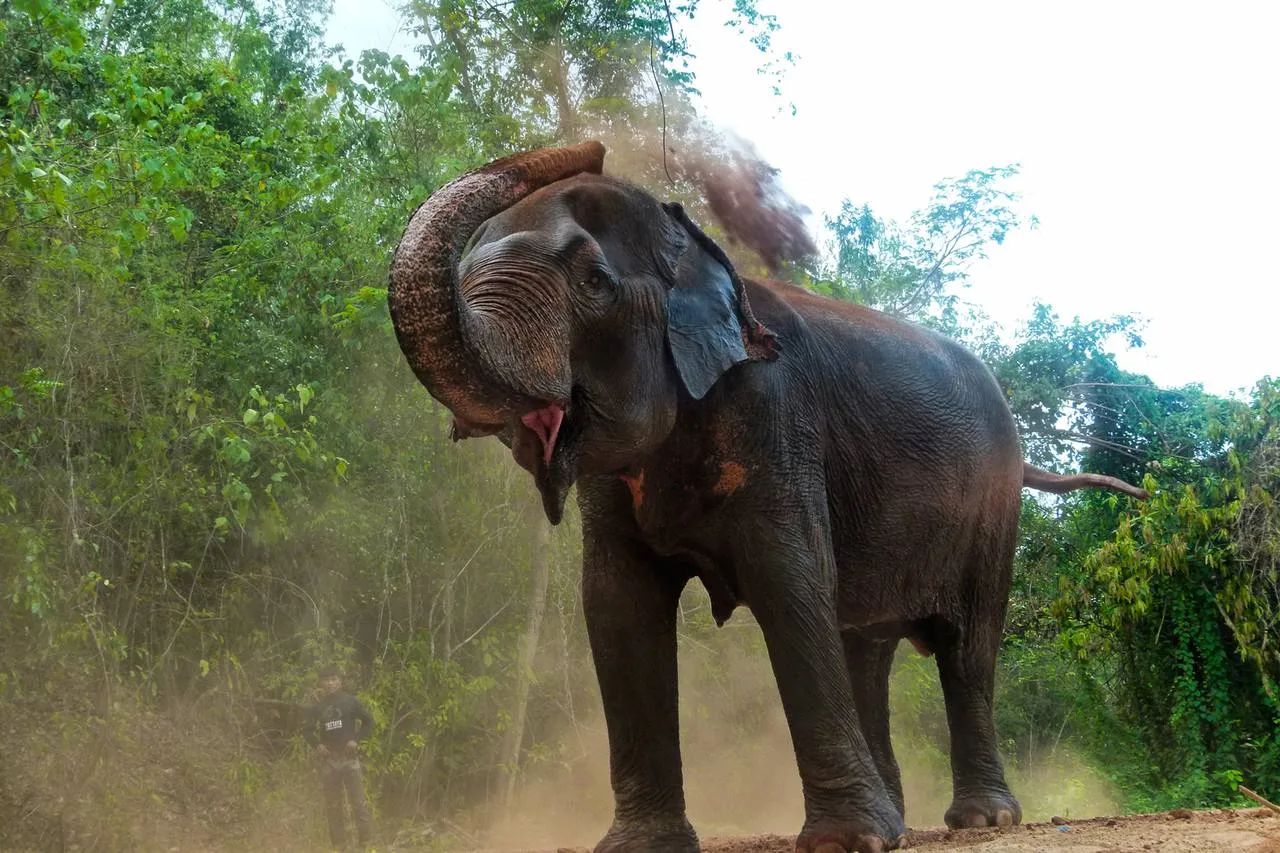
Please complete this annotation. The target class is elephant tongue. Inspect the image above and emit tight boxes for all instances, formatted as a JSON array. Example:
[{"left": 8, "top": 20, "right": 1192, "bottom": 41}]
[{"left": 520, "top": 404, "right": 564, "bottom": 465}]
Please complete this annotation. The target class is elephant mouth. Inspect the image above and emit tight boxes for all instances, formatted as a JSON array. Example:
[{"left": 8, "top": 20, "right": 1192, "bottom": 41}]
[
  {"left": 511, "top": 395, "right": 582, "bottom": 525},
  {"left": 519, "top": 404, "right": 564, "bottom": 467}
]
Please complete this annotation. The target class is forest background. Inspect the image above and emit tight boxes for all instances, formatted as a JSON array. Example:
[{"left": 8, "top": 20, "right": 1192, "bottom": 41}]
[{"left": 1, "top": 0, "right": 1278, "bottom": 849}]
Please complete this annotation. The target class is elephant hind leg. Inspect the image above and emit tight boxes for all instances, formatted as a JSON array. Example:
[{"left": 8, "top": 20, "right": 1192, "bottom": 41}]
[
  {"left": 841, "top": 632, "right": 904, "bottom": 818},
  {"left": 934, "top": 532, "right": 1022, "bottom": 829},
  {"left": 935, "top": 626, "right": 1021, "bottom": 829}
]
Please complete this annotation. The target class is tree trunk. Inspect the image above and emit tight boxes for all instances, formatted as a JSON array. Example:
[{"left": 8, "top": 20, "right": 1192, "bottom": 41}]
[
  {"left": 498, "top": 500, "right": 552, "bottom": 807},
  {"left": 551, "top": 39, "right": 576, "bottom": 141}
]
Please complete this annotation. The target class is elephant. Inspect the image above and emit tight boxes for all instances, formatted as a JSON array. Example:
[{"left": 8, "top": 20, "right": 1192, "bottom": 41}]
[{"left": 387, "top": 142, "right": 1147, "bottom": 853}]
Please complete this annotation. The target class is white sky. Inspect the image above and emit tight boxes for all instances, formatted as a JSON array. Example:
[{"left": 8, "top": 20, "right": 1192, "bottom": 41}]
[{"left": 328, "top": 0, "right": 1280, "bottom": 396}]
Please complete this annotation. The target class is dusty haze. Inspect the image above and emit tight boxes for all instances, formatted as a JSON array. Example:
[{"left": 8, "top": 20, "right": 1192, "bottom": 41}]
[{"left": 484, "top": 592, "right": 1118, "bottom": 849}]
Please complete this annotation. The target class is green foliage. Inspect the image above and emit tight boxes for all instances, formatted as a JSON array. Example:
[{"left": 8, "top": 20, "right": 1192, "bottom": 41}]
[
  {"left": 2, "top": 0, "right": 1276, "bottom": 844},
  {"left": 1052, "top": 383, "right": 1280, "bottom": 804},
  {"left": 400, "top": 0, "right": 782, "bottom": 142},
  {"left": 811, "top": 165, "right": 1034, "bottom": 327},
  {"left": 958, "top": 306, "right": 1278, "bottom": 809}
]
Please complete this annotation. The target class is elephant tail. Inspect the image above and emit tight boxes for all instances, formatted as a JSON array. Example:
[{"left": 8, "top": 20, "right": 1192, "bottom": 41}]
[{"left": 1022, "top": 462, "right": 1149, "bottom": 500}]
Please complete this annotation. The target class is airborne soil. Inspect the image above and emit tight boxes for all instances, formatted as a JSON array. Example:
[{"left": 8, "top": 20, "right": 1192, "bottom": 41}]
[{"left": 495, "top": 808, "right": 1280, "bottom": 853}]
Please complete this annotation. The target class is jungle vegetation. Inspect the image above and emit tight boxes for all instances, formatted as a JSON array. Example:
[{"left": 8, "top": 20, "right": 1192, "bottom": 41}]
[{"left": 2, "top": 0, "right": 1276, "bottom": 847}]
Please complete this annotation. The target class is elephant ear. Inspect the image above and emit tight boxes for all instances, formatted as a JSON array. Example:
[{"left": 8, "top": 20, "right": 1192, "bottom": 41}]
[{"left": 662, "top": 203, "right": 779, "bottom": 400}]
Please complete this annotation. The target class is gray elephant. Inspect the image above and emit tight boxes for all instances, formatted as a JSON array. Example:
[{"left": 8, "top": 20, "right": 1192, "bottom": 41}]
[{"left": 388, "top": 142, "right": 1146, "bottom": 853}]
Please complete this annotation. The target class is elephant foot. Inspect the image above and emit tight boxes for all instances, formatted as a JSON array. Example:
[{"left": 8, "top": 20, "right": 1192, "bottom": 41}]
[
  {"left": 796, "top": 800, "right": 908, "bottom": 853},
  {"left": 594, "top": 815, "right": 698, "bottom": 853},
  {"left": 944, "top": 791, "right": 1021, "bottom": 829},
  {"left": 797, "top": 835, "right": 908, "bottom": 853}
]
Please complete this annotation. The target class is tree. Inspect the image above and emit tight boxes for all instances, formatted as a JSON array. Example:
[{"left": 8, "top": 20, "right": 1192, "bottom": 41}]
[
  {"left": 4, "top": 0, "right": 1276, "bottom": 844},
  {"left": 0, "top": 0, "right": 796, "bottom": 844},
  {"left": 812, "top": 165, "right": 1033, "bottom": 326},
  {"left": 988, "top": 309, "right": 1280, "bottom": 807},
  {"left": 1058, "top": 382, "right": 1280, "bottom": 805}
]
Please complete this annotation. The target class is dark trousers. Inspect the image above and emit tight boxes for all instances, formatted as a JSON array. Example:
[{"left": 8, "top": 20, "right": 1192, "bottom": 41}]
[{"left": 321, "top": 757, "right": 373, "bottom": 849}]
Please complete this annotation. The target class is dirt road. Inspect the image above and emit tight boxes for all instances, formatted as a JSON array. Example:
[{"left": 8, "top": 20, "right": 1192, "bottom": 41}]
[{"left": 511, "top": 808, "right": 1280, "bottom": 853}]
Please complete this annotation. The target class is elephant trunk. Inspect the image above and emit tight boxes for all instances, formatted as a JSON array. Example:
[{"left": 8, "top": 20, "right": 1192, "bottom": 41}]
[{"left": 389, "top": 142, "right": 606, "bottom": 428}]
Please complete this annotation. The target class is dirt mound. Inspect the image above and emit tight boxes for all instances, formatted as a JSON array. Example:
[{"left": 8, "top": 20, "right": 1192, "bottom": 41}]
[{"left": 495, "top": 807, "right": 1280, "bottom": 853}]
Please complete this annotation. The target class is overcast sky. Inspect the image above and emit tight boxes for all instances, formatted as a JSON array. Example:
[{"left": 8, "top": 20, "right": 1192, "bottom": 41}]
[{"left": 328, "top": 0, "right": 1279, "bottom": 396}]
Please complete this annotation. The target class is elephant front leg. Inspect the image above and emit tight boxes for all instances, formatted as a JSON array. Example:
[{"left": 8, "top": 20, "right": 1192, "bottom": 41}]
[
  {"left": 584, "top": 532, "right": 697, "bottom": 853},
  {"left": 739, "top": 525, "right": 907, "bottom": 853}
]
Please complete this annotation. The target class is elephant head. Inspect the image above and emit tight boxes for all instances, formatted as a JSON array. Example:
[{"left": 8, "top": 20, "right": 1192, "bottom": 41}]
[{"left": 389, "top": 142, "right": 776, "bottom": 523}]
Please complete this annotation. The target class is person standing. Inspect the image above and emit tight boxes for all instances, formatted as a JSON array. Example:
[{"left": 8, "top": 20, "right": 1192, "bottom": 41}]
[{"left": 305, "top": 666, "right": 374, "bottom": 850}]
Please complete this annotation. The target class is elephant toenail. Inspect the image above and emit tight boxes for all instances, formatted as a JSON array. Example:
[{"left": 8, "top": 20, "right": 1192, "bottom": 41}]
[
  {"left": 964, "top": 812, "right": 988, "bottom": 827},
  {"left": 996, "top": 809, "right": 1014, "bottom": 827},
  {"left": 894, "top": 834, "right": 910, "bottom": 849}
]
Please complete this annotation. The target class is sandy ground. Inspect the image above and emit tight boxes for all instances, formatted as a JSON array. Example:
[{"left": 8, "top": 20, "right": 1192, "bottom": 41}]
[{"left": 496, "top": 807, "right": 1280, "bottom": 853}]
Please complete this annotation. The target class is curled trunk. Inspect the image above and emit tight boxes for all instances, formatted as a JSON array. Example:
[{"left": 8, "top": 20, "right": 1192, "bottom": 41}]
[{"left": 388, "top": 142, "right": 606, "bottom": 427}]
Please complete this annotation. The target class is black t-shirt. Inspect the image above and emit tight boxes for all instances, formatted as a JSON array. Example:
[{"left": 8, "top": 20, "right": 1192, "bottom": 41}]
[{"left": 305, "top": 692, "right": 373, "bottom": 748}]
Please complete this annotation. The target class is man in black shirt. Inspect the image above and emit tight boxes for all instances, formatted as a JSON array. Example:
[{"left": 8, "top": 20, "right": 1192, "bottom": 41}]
[{"left": 305, "top": 666, "right": 374, "bottom": 850}]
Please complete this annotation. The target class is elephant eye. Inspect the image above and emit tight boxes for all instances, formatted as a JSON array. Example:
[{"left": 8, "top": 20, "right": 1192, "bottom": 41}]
[{"left": 584, "top": 268, "right": 614, "bottom": 291}]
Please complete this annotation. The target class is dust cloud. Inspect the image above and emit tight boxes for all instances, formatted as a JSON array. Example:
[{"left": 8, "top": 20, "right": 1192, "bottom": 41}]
[
  {"left": 587, "top": 119, "right": 817, "bottom": 279},
  {"left": 483, "top": 604, "right": 804, "bottom": 849},
  {"left": 673, "top": 138, "right": 819, "bottom": 275},
  {"left": 484, "top": 605, "right": 1118, "bottom": 850}
]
